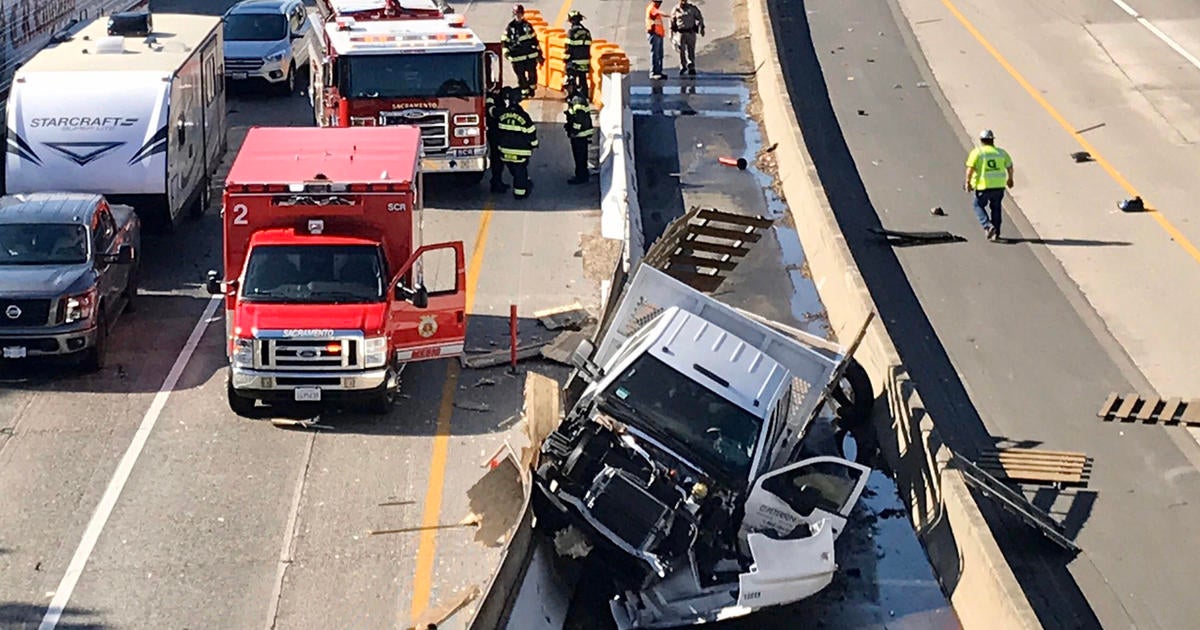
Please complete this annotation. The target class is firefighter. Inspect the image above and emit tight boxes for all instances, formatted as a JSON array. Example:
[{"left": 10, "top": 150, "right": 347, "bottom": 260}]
[
  {"left": 503, "top": 4, "right": 542, "bottom": 98},
  {"left": 485, "top": 85, "right": 508, "bottom": 193},
  {"left": 564, "top": 11, "right": 592, "bottom": 97},
  {"left": 497, "top": 87, "right": 539, "bottom": 199},
  {"left": 564, "top": 88, "right": 594, "bottom": 185}
]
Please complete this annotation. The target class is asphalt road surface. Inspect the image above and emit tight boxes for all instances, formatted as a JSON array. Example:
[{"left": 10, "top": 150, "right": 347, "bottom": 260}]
[
  {"left": 0, "top": 1, "right": 605, "bottom": 628},
  {"left": 773, "top": 0, "right": 1200, "bottom": 627}
]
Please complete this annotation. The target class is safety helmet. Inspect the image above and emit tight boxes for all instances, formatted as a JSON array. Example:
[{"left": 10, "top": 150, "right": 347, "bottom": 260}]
[
  {"left": 979, "top": 129, "right": 995, "bottom": 140},
  {"left": 567, "top": 10, "right": 584, "bottom": 22},
  {"left": 504, "top": 86, "right": 522, "bottom": 104},
  {"left": 512, "top": 4, "right": 524, "bottom": 14}
]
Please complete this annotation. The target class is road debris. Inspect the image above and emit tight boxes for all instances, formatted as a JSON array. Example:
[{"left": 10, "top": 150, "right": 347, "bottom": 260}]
[
  {"left": 1070, "top": 151, "right": 1094, "bottom": 163},
  {"left": 473, "top": 377, "right": 497, "bottom": 388},
  {"left": 460, "top": 342, "right": 549, "bottom": 369},
  {"left": 541, "top": 330, "right": 592, "bottom": 366},
  {"left": 454, "top": 401, "right": 492, "bottom": 413},
  {"left": 269, "top": 417, "right": 333, "bottom": 430},
  {"left": 534, "top": 302, "right": 593, "bottom": 331},
  {"left": 407, "top": 585, "right": 481, "bottom": 630},
  {"left": 369, "top": 513, "right": 481, "bottom": 536},
  {"left": 930, "top": 206, "right": 946, "bottom": 216}
]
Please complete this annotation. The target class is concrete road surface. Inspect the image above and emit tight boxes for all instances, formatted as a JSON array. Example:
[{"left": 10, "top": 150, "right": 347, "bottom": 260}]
[
  {"left": 0, "top": 1, "right": 604, "bottom": 628},
  {"left": 773, "top": 0, "right": 1200, "bottom": 626}
]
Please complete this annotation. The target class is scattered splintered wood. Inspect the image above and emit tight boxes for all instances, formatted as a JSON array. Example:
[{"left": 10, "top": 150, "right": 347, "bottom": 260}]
[
  {"left": 534, "top": 302, "right": 593, "bottom": 331},
  {"left": 459, "top": 342, "right": 549, "bottom": 369}
]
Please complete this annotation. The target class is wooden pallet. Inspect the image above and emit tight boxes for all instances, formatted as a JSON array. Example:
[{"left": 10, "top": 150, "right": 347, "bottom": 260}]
[
  {"left": 642, "top": 207, "right": 774, "bottom": 293},
  {"left": 975, "top": 448, "right": 1091, "bottom": 486},
  {"left": 1097, "top": 393, "right": 1200, "bottom": 426}
]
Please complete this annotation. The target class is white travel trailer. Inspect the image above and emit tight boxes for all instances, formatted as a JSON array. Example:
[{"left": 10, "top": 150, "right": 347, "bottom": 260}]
[{"left": 5, "top": 12, "right": 226, "bottom": 228}]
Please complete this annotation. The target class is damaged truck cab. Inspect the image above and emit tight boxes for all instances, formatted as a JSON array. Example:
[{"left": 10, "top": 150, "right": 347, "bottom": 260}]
[
  {"left": 207, "top": 126, "right": 466, "bottom": 416},
  {"left": 534, "top": 266, "right": 873, "bottom": 629}
]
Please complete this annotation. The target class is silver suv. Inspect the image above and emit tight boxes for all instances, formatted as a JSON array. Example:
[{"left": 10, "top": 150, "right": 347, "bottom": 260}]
[{"left": 222, "top": 0, "right": 314, "bottom": 95}]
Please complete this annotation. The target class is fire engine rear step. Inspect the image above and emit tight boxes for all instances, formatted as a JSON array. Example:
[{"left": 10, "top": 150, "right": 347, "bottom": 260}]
[{"left": 953, "top": 453, "right": 1080, "bottom": 553}]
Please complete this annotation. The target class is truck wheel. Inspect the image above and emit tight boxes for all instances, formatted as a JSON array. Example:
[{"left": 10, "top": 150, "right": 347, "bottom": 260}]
[
  {"left": 832, "top": 358, "right": 874, "bottom": 431},
  {"left": 227, "top": 380, "right": 257, "bottom": 417},
  {"left": 80, "top": 309, "right": 107, "bottom": 373},
  {"left": 367, "top": 370, "right": 397, "bottom": 415},
  {"left": 278, "top": 63, "right": 296, "bottom": 96}
]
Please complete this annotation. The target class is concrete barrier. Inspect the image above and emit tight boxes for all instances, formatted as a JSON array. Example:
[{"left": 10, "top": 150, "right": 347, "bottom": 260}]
[
  {"left": 744, "top": 0, "right": 1041, "bottom": 627},
  {"left": 597, "top": 72, "right": 645, "bottom": 270}
]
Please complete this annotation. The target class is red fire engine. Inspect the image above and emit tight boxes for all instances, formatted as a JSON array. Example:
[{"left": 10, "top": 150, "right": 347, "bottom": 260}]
[
  {"left": 206, "top": 126, "right": 467, "bottom": 416},
  {"left": 307, "top": 0, "right": 502, "bottom": 180}
]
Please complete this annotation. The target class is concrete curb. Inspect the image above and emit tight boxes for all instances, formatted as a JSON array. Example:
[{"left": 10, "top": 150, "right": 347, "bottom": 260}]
[{"left": 744, "top": 0, "right": 1041, "bottom": 627}]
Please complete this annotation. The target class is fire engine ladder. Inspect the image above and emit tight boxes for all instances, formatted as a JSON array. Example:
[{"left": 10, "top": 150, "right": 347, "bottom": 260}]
[
  {"left": 952, "top": 453, "right": 1080, "bottom": 553},
  {"left": 641, "top": 206, "right": 775, "bottom": 293}
]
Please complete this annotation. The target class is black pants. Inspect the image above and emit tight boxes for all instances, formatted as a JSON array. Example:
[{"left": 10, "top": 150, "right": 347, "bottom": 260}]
[
  {"left": 565, "top": 68, "right": 588, "bottom": 96},
  {"left": 513, "top": 60, "right": 538, "bottom": 95},
  {"left": 488, "top": 136, "right": 504, "bottom": 185},
  {"left": 570, "top": 136, "right": 589, "bottom": 179},
  {"left": 504, "top": 160, "right": 531, "bottom": 197}
]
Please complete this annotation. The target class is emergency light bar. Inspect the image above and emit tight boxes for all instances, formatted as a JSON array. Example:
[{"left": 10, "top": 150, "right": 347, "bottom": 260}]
[{"left": 348, "top": 31, "right": 472, "bottom": 43}]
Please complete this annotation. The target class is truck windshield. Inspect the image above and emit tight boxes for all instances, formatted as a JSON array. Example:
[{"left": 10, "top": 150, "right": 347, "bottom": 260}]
[
  {"left": 241, "top": 245, "right": 385, "bottom": 303},
  {"left": 224, "top": 13, "right": 287, "bottom": 42},
  {"left": 338, "top": 52, "right": 482, "bottom": 99},
  {"left": 0, "top": 223, "right": 88, "bottom": 265},
  {"left": 599, "top": 355, "right": 763, "bottom": 482}
]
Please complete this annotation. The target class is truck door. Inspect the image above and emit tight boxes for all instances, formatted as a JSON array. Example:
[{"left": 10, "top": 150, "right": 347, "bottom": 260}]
[
  {"left": 484, "top": 42, "right": 503, "bottom": 90},
  {"left": 739, "top": 456, "right": 870, "bottom": 542},
  {"left": 387, "top": 241, "right": 467, "bottom": 362}
]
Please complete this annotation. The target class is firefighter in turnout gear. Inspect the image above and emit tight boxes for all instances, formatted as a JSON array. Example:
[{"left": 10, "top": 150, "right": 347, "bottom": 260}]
[
  {"left": 485, "top": 86, "right": 508, "bottom": 193},
  {"left": 497, "top": 87, "right": 539, "bottom": 199},
  {"left": 564, "top": 11, "right": 592, "bottom": 97},
  {"left": 564, "top": 88, "right": 594, "bottom": 185},
  {"left": 503, "top": 4, "right": 542, "bottom": 98}
]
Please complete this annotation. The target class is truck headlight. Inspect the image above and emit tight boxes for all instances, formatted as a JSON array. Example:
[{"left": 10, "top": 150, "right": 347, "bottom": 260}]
[
  {"left": 454, "top": 126, "right": 480, "bottom": 138},
  {"left": 364, "top": 336, "right": 388, "bottom": 368},
  {"left": 62, "top": 288, "right": 97, "bottom": 324},
  {"left": 232, "top": 338, "right": 255, "bottom": 368},
  {"left": 265, "top": 50, "right": 287, "bottom": 63}
]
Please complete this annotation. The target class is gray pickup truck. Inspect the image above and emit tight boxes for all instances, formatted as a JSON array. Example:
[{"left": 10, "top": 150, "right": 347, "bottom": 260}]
[{"left": 0, "top": 193, "right": 140, "bottom": 372}]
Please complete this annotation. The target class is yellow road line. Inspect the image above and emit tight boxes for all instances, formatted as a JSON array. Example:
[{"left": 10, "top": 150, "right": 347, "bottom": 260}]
[
  {"left": 408, "top": 203, "right": 493, "bottom": 623},
  {"left": 553, "top": 0, "right": 575, "bottom": 28},
  {"left": 939, "top": 0, "right": 1200, "bottom": 264}
]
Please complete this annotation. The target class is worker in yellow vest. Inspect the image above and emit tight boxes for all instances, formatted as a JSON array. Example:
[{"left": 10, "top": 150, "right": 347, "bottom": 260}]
[{"left": 964, "top": 129, "right": 1014, "bottom": 242}]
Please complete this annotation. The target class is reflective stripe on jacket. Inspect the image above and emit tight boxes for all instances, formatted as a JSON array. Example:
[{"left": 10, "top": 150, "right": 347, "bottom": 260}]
[
  {"left": 565, "top": 99, "right": 594, "bottom": 139},
  {"left": 966, "top": 145, "right": 1012, "bottom": 190},
  {"left": 502, "top": 19, "right": 540, "bottom": 61},
  {"left": 497, "top": 106, "right": 538, "bottom": 159},
  {"left": 565, "top": 24, "right": 592, "bottom": 69}
]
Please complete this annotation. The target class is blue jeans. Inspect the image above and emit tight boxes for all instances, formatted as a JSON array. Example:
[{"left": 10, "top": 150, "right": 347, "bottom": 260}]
[
  {"left": 972, "top": 188, "right": 1005, "bottom": 233},
  {"left": 648, "top": 32, "right": 663, "bottom": 76}
]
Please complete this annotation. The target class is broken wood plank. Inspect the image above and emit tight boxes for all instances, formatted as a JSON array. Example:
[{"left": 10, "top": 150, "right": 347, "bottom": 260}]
[
  {"left": 460, "top": 342, "right": 548, "bottom": 369},
  {"left": 1160, "top": 398, "right": 1184, "bottom": 421},
  {"left": 695, "top": 208, "right": 774, "bottom": 228},
  {"left": 1097, "top": 392, "right": 1120, "bottom": 417},
  {"left": 679, "top": 241, "right": 751, "bottom": 257},
  {"left": 667, "top": 254, "right": 739, "bottom": 271},
  {"left": 689, "top": 225, "right": 763, "bottom": 242},
  {"left": 1114, "top": 395, "right": 1140, "bottom": 420}
]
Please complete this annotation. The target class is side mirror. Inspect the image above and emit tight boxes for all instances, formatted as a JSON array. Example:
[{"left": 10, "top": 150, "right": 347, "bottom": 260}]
[
  {"left": 115, "top": 244, "right": 135, "bottom": 265},
  {"left": 393, "top": 282, "right": 430, "bottom": 308},
  {"left": 205, "top": 270, "right": 223, "bottom": 295}
]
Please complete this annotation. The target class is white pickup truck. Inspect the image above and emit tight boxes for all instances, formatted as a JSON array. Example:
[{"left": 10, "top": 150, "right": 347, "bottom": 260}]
[{"left": 534, "top": 264, "right": 875, "bottom": 629}]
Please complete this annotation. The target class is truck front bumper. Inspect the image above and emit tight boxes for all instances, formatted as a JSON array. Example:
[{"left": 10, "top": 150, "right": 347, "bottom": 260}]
[
  {"left": 230, "top": 366, "right": 388, "bottom": 395},
  {"left": 0, "top": 325, "right": 97, "bottom": 360},
  {"left": 422, "top": 152, "right": 487, "bottom": 174}
]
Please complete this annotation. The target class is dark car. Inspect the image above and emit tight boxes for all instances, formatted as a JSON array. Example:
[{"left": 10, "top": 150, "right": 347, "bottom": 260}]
[{"left": 0, "top": 193, "right": 140, "bottom": 372}]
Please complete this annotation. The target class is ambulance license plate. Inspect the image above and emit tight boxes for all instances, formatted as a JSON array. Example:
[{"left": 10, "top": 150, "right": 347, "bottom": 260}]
[
  {"left": 2, "top": 346, "right": 26, "bottom": 359},
  {"left": 294, "top": 387, "right": 321, "bottom": 402}
]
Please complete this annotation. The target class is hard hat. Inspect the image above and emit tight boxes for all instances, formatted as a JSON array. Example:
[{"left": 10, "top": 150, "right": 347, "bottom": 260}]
[
  {"left": 979, "top": 129, "right": 994, "bottom": 140},
  {"left": 512, "top": 3, "right": 524, "bottom": 14},
  {"left": 567, "top": 10, "right": 584, "bottom": 21}
]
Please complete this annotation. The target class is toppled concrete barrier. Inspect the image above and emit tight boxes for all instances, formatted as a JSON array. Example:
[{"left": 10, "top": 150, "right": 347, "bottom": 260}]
[{"left": 744, "top": 0, "right": 1041, "bottom": 627}]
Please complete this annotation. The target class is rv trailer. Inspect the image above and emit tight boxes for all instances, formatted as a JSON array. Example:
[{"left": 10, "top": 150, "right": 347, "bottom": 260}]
[{"left": 5, "top": 12, "right": 226, "bottom": 228}]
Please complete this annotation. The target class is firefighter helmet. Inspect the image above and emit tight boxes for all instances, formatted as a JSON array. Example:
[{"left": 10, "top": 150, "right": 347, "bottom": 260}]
[
  {"left": 513, "top": 4, "right": 525, "bottom": 15},
  {"left": 567, "top": 10, "right": 584, "bottom": 22}
]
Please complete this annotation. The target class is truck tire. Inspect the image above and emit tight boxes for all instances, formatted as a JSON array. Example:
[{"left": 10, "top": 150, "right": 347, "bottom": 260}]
[
  {"left": 277, "top": 63, "right": 296, "bottom": 96},
  {"left": 832, "top": 358, "right": 873, "bottom": 431},
  {"left": 366, "top": 370, "right": 397, "bottom": 415},
  {"left": 80, "top": 309, "right": 107, "bottom": 373},
  {"left": 227, "top": 380, "right": 257, "bottom": 418}
]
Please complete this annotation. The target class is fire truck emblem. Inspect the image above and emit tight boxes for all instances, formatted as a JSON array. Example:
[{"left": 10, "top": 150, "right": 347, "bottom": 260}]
[{"left": 418, "top": 315, "right": 438, "bottom": 338}]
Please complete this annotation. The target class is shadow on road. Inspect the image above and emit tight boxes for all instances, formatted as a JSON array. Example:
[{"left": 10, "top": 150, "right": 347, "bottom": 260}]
[
  {"left": 0, "top": 602, "right": 106, "bottom": 630},
  {"left": 768, "top": 1, "right": 1102, "bottom": 627}
]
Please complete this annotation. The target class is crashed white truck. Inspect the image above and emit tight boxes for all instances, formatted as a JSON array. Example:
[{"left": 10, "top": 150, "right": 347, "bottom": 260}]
[{"left": 533, "top": 256, "right": 877, "bottom": 629}]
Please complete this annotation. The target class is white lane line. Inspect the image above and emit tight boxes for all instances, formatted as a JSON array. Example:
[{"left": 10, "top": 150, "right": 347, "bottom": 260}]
[
  {"left": 1107, "top": 0, "right": 1200, "bottom": 72},
  {"left": 39, "top": 296, "right": 222, "bottom": 630},
  {"left": 263, "top": 430, "right": 316, "bottom": 630}
]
